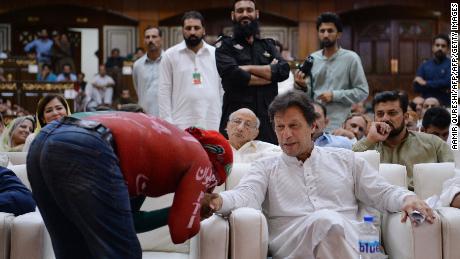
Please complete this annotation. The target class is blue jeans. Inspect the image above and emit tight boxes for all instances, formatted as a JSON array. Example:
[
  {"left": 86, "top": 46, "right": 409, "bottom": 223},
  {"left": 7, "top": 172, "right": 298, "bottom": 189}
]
[{"left": 27, "top": 119, "right": 141, "bottom": 259}]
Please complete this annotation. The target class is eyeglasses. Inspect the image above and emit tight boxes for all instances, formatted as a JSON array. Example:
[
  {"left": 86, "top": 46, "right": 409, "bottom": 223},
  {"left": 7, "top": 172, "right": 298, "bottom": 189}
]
[{"left": 229, "top": 118, "right": 257, "bottom": 129}]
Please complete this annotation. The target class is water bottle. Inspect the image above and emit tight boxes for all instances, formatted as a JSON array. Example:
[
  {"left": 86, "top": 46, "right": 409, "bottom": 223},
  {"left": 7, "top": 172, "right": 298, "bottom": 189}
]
[{"left": 359, "top": 215, "right": 380, "bottom": 259}]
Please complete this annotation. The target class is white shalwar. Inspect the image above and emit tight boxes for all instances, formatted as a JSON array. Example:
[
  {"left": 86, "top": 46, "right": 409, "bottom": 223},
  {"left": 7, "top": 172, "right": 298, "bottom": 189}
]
[
  {"left": 232, "top": 140, "right": 281, "bottom": 163},
  {"left": 219, "top": 147, "right": 413, "bottom": 259}
]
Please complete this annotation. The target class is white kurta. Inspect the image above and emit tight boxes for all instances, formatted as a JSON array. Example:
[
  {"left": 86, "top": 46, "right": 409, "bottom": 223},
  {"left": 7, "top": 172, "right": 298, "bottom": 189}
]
[
  {"left": 132, "top": 53, "right": 162, "bottom": 116},
  {"left": 232, "top": 140, "right": 281, "bottom": 163},
  {"left": 158, "top": 41, "right": 223, "bottom": 130},
  {"left": 87, "top": 74, "right": 115, "bottom": 105},
  {"left": 220, "top": 147, "right": 413, "bottom": 259}
]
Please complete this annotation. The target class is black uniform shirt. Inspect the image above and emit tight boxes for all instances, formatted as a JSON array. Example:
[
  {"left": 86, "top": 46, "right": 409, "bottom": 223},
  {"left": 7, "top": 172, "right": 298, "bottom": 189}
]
[{"left": 216, "top": 36, "right": 290, "bottom": 144}]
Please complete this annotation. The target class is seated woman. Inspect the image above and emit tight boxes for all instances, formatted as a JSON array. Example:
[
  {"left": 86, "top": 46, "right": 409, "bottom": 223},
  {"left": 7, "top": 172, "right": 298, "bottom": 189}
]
[
  {"left": 23, "top": 94, "right": 70, "bottom": 151},
  {"left": 37, "top": 63, "right": 57, "bottom": 82},
  {"left": 0, "top": 116, "right": 35, "bottom": 152}
]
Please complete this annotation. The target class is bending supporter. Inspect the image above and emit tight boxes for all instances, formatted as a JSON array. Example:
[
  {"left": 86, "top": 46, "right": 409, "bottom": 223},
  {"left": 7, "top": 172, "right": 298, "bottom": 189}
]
[{"left": 27, "top": 111, "right": 233, "bottom": 259}]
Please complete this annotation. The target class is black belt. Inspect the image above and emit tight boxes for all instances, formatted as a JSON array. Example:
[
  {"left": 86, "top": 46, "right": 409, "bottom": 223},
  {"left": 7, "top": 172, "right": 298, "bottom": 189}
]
[{"left": 59, "top": 116, "right": 116, "bottom": 150}]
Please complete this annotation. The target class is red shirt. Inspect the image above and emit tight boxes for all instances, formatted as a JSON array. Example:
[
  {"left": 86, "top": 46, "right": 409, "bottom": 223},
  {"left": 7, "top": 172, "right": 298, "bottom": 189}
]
[{"left": 83, "top": 111, "right": 218, "bottom": 243}]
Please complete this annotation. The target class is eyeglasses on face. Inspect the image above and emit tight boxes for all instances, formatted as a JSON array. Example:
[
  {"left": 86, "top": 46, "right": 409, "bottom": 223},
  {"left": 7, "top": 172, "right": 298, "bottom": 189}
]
[{"left": 230, "top": 118, "right": 257, "bottom": 129}]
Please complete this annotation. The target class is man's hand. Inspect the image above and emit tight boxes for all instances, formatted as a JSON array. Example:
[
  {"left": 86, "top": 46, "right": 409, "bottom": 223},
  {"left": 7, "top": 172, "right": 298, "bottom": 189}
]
[
  {"left": 366, "top": 122, "right": 391, "bottom": 143},
  {"left": 414, "top": 76, "right": 427, "bottom": 86},
  {"left": 317, "top": 91, "right": 333, "bottom": 103},
  {"left": 93, "top": 83, "right": 106, "bottom": 90},
  {"left": 200, "top": 193, "right": 223, "bottom": 219},
  {"left": 401, "top": 195, "right": 435, "bottom": 225},
  {"left": 332, "top": 128, "right": 356, "bottom": 140},
  {"left": 294, "top": 69, "right": 307, "bottom": 89},
  {"left": 451, "top": 193, "right": 460, "bottom": 208}
]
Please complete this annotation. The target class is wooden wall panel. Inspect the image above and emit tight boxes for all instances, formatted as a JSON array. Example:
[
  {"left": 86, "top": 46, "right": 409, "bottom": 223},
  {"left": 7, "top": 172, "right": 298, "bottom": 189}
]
[
  {"left": 376, "top": 41, "right": 390, "bottom": 74},
  {"left": 399, "top": 41, "right": 415, "bottom": 74},
  {"left": 416, "top": 40, "right": 432, "bottom": 65},
  {"left": 358, "top": 41, "right": 372, "bottom": 73}
]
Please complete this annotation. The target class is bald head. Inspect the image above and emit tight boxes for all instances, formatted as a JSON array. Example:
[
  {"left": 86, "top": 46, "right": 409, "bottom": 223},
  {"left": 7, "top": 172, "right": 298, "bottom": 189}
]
[
  {"left": 226, "top": 108, "right": 260, "bottom": 150},
  {"left": 412, "top": 96, "right": 424, "bottom": 117},
  {"left": 422, "top": 97, "right": 440, "bottom": 117}
]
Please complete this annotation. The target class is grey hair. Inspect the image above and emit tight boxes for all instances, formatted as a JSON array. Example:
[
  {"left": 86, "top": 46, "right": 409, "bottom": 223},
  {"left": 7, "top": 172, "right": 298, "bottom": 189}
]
[{"left": 228, "top": 108, "right": 260, "bottom": 129}]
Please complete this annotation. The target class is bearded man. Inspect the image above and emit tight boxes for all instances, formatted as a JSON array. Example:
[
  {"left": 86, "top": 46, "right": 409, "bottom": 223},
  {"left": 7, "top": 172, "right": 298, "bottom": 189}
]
[
  {"left": 215, "top": 0, "right": 290, "bottom": 144},
  {"left": 294, "top": 12, "right": 369, "bottom": 132},
  {"left": 159, "top": 11, "right": 223, "bottom": 130},
  {"left": 352, "top": 90, "right": 453, "bottom": 190},
  {"left": 413, "top": 34, "right": 451, "bottom": 106}
]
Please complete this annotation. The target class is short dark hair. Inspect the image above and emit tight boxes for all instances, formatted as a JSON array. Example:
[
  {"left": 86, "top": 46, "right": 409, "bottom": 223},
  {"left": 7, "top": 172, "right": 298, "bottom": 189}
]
[
  {"left": 119, "top": 104, "right": 145, "bottom": 113},
  {"left": 42, "top": 63, "right": 52, "bottom": 70},
  {"left": 433, "top": 33, "right": 450, "bottom": 48},
  {"left": 233, "top": 0, "right": 256, "bottom": 9},
  {"left": 372, "top": 90, "right": 408, "bottom": 113},
  {"left": 313, "top": 101, "right": 327, "bottom": 118},
  {"left": 36, "top": 94, "right": 69, "bottom": 127},
  {"left": 182, "top": 11, "right": 205, "bottom": 27},
  {"left": 316, "top": 12, "right": 343, "bottom": 32},
  {"left": 268, "top": 90, "right": 317, "bottom": 126},
  {"left": 422, "top": 107, "right": 450, "bottom": 129},
  {"left": 144, "top": 25, "right": 162, "bottom": 37}
]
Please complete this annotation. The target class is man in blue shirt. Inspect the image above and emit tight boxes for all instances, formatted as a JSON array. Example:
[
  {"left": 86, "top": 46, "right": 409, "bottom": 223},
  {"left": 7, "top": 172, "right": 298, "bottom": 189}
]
[
  {"left": 312, "top": 101, "right": 352, "bottom": 149},
  {"left": 24, "top": 29, "right": 53, "bottom": 64},
  {"left": 413, "top": 34, "right": 451, "bottom": 106}
]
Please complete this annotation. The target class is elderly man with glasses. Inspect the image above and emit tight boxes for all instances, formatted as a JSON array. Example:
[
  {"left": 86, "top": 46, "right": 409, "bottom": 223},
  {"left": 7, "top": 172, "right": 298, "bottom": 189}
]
[{"left": 226, "top": 108, "right": 280, "bottom": 163}]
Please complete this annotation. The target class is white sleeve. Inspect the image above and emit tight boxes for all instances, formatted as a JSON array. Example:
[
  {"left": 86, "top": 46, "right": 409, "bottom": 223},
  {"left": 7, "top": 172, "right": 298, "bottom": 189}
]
[
  {"left": 353, "top": 156, "right": 415, "bottom": 213},
  {"left": 108, "top": 76, "right": 115, "bottom": 85},
  {"left": 158, "top": 52, "right": 173, "bottom": 123},
  {"left": 219, "top": 161, "right": 269, "bottom": 214},
  {"left": 440, "top": 174, "right": 460, "bottom": 206}
]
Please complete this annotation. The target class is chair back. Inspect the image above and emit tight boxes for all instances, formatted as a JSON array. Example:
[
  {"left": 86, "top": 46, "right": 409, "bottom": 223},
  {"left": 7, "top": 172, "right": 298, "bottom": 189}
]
[
  {"left": 413, "top": 162, "right": 455, "bottom": 200},
  {"left": 354, "top": 150, "right": 380, "bottom": 171},
  {"left": 380, "top": 164, "right": 408, "bottom": 188}
]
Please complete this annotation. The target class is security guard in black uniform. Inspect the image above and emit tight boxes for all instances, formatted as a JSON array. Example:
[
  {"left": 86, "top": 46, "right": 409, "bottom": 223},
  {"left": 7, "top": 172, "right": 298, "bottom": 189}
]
[{"left": 215, "top": 0, "right": 290, "bottom": 144}]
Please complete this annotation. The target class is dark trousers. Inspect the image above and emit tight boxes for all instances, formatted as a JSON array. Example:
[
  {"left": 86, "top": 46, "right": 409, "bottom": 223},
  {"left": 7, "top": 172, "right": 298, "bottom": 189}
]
[{"left": 27, "top": 119, "right": 141, "bottom": 259}]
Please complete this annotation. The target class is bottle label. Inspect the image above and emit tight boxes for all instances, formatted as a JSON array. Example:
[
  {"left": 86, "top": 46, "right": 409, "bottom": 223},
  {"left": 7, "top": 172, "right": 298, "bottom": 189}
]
[{"left": 359, "top": 240, "right": 380, "bottom": 254}]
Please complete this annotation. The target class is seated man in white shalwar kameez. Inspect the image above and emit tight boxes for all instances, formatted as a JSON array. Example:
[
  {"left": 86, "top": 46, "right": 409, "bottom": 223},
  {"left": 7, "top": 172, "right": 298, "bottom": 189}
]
[
  {"left": 201, "top": 90, "right": 435, "bottom": 259},
  {"left": 226, "top": 108, "right": 281, "bottom": 163}
]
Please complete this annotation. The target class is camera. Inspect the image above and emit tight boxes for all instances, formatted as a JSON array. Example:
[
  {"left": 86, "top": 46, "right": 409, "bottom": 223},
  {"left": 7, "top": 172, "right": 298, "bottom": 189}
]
[{"left": 298, "top": 56, "right": 314, "bottom": 78}]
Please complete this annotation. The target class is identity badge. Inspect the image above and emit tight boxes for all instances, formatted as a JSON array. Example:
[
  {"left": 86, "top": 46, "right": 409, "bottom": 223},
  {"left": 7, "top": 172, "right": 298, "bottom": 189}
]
[{"left": 192, "top": 71, "right": 203, "bottom": 87}]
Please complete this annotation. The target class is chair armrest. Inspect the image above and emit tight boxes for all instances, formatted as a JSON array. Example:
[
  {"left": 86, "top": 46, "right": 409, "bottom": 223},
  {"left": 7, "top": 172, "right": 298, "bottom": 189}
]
[
  {"left": 0, "top": 212, "right": 14, "bottom": 259},
  {"left": 10, "top": 211, "right": 54, "bottom": 259},
  {"left": 229, "top": 207, "right": 268, "bottom": 259},
  {"left": 437, "top": 207, "right": 460, "bottom": 259},
  {"left": 189, "top": 214, "right": 229, "bottom": 259},
  {"left": 382, "top": 212, "right": 442, "bottom": 259}
]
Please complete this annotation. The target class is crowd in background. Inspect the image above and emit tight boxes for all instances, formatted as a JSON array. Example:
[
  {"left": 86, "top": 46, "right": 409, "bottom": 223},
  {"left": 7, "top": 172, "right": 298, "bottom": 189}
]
[{"left": 0, "top": 12, "right": 454, "bottom": 153}]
